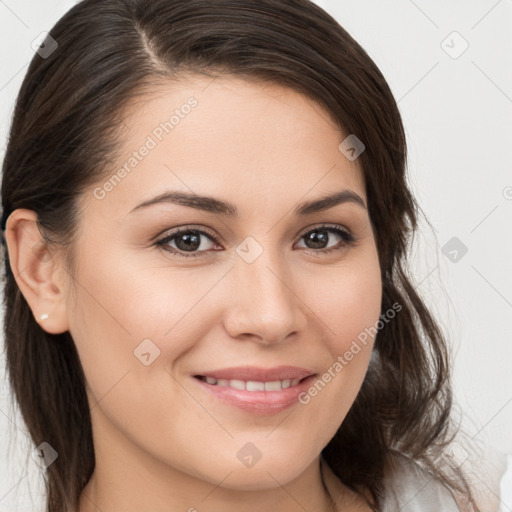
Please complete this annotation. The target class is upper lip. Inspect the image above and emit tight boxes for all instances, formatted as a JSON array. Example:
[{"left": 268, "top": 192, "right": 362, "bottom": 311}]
[{"left": 194, "top": 365, "right": 316, "bottom": 382}]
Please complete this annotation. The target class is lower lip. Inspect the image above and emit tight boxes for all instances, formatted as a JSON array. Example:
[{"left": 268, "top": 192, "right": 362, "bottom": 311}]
[{"left": 192, "top": 374, "right": 317, "bottom": 415}]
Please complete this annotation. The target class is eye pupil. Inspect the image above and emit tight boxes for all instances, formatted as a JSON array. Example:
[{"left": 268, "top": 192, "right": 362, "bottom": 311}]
[
  {"left": 305, "top": 229, "right": 328, "bottom": 249},
  {"left": 176, "top": 232, "right": 200, "bottom": 251}
]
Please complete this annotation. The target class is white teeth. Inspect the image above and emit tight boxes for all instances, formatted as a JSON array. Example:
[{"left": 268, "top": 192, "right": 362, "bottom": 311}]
[
  {"left": 246, "top": 381, "right": 265, "bottom": 391},
  {"left": 200, "top": 376, "right": 305, "bottom": 391},
  {"left": 264, "top": 380, "right": 281, "bottom": 391},
  {"left": 229, "top": 379, "right": 246, "bottom": 390}
]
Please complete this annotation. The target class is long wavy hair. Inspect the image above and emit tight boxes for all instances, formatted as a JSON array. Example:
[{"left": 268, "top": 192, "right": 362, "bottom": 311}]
[{"left": 1, "top": 0, "right": 478, "bottom": 510}]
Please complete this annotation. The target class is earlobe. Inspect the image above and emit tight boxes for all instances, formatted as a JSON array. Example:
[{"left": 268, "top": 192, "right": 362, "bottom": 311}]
[{"left": 4, "top": 208, "right": 70, "bottom": 335}]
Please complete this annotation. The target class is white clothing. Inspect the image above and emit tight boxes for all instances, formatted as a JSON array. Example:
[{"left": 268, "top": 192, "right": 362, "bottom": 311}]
[{"left": 321, "top": 448, "right": 512, "bottom": 511}]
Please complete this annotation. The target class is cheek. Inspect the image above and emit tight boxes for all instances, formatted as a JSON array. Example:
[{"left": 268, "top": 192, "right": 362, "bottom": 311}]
[
  {"left": 66, "top": 250, "right": 224, "bottom": 401},
  {"left": 310, "top": 252, "right": 382, "bottom": 352},
  {"left": 299, "top": 250, "right": 382, "bottom": 399}
]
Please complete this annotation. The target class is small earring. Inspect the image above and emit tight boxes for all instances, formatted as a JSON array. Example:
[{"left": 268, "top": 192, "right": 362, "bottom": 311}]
[{"left": 40, "top": 313, "right": 49, "bottom": 321}]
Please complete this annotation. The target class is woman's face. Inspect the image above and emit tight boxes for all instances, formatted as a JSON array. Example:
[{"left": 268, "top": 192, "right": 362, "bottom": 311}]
[{"left": 62, "top": 76, "right": 382, "bottom": 500}]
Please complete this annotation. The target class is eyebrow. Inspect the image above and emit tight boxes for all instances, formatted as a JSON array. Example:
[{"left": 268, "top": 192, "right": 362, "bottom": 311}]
[{"left": 128, "top": 189, "right": 367, "bottom": 217}]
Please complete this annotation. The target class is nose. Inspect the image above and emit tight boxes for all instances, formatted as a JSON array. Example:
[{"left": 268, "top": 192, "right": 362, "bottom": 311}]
[{"left": 222, "top": 246, "right": 308, "bottom": 346}]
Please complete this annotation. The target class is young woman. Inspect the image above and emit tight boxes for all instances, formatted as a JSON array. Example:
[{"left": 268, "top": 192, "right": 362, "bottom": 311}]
[{"left": 1, "top": 0, "right": 505, "bottom": 511}]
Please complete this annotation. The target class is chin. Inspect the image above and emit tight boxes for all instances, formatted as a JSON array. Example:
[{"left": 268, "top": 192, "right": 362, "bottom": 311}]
[
  {"left": 212, "top": 467, "right": 301, "bottom": 491},
  {"left": 215, "top": 456, "right": 311, "bottom": 491}
]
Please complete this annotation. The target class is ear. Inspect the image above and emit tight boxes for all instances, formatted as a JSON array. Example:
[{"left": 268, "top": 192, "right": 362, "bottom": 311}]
[{"left": 4, "top": 208, "right": 70, "bottom": 334}]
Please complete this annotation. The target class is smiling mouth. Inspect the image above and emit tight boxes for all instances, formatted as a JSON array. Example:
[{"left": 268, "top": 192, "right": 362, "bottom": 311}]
[
  {"left": 192, "top": 373, "right": 318, "bottom": 415},
  {"left": 193, "top": 374, "right": 313, "bottom": 392}
]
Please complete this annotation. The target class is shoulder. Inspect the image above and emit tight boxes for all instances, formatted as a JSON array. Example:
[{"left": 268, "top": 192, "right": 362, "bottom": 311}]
[
  {"left": 498, "top": 453, "right": 512, "bottom": 512},
  {"left": 461, "top": 444, "right": 510, "bottom": 512},
  {"left": 321, "top": 442, "right": 510, "bottom": 512},
  {"left": 381, "top": 453, "right": 461, "bottom": 512},
  {"left": 383, "top": 443, "right": 510, "bottom": 512},
  {"left": 320, "top": 453, "right": 461, "bottom": 511}
]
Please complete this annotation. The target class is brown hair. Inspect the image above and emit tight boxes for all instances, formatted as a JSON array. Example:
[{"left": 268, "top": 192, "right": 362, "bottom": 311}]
[{"left": 1, "top": 0, "right": 478, "bottom": 510}]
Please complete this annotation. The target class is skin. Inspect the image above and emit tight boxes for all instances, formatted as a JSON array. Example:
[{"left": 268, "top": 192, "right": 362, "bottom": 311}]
[{"left": 6, "top": 75, "right": 381, "bottom": 511}]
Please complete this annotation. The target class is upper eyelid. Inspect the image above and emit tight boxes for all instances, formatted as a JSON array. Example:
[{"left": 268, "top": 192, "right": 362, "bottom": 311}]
[
  {"left": 157, "top": 223, "right": 352, "bottom": 241},
  {"left": 156, "top": 223, "right": 353, "bottom": 248}
]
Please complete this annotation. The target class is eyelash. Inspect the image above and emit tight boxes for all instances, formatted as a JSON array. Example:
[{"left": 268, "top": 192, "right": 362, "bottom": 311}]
[{"left": 154, "top": 224, "right": 357, "bottom": 259}]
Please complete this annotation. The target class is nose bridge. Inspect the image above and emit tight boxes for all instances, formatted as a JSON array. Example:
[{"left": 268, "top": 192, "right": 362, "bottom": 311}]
[{"left": 224, "top": 235, "right": 306, "bottom": 342}]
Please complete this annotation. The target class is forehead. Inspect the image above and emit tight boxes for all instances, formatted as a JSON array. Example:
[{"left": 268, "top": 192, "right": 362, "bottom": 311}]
[{"left": 82, "top": 75, "right": 366, "bottom": 221}]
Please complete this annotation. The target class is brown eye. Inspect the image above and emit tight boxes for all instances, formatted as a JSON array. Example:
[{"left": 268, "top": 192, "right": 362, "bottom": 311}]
[
  {"left": 154, "top": 224, "right": 356, "bottom": 259},
  {"left": 296, "top": 225, "right": 356, "bottom": 254},
  {"left": 155, "top": 227, "right": 219, "bottom": 258}
]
